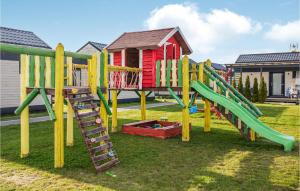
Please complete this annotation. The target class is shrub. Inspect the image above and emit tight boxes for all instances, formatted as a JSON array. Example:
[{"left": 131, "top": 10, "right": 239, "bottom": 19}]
[
  {"left": 237, "top": 76, "right": 244, "bottom": 95},
  {"left": 244, "top": 75, "right": 251, "bottom": 100},
  {"left": 252, "top": 77, "right": 259, "bottom": 102},
  {"left": 231, "top": 78, "right": 237, "bottom": 89},
  {"left": 258, "top": 77, "right": 267, "bottom": 103}
]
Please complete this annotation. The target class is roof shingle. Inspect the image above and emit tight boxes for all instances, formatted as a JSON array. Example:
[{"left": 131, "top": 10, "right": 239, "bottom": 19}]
[
  {"left": 236, "top": 52, "right": 300, "bottom": 63},
  {"left": 0, "top": 27, "right": 51, "bottom": 49}
]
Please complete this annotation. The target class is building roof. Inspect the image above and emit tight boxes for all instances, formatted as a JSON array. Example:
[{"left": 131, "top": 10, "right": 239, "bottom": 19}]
[
  {"left": 77, "top": 41, "right": 107, "bottom": 52},
  {"left": 236, "top": 52, "right": 300, "bottom": 63},
  {"left": 106, "top": 27, "right": 192, "bottom": 54},
  {"left": 0, "top": 26, "right": 51, "bottom": 49},
  {"left": 212, "top": 63, "right": 226, "bottom": 71}
]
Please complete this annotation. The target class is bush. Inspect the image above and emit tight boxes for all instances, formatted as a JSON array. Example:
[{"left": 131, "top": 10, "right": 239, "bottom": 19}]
[
  {"left": 244, "top": 75, "right": 251, "bottom": 100},
  {"left": 237, "top": 76, "right": 244, "bottom": 95},
  {"left": 252, "top": 77, "right": 259, "bottom": 102},
  {"left": 258, "top": 77, "right": 267, "bottom": 103}
]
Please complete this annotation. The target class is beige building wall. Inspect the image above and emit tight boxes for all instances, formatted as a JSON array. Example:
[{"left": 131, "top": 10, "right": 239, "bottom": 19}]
[{"left": 0, "top": 60, "right": 44, "bottom": 109}]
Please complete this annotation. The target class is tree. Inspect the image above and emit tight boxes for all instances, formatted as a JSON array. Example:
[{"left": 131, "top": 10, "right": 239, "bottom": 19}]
[
  {"left": 244, "top": 75, "right": 251, "bottom": 100},
  {"left": 258, "top": 77, "right": 267, "bottom": 103},
  {"left": 237, "top": 76, "right": 244, "bottom": 95},
  {"left": 252, "top": 77, "right": 259, "bottom": 102},
  {"left": 231, "top": 78, "right": 237, "bottom": 89}
]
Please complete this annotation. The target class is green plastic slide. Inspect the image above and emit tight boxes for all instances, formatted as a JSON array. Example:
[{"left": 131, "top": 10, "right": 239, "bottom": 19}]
[{"left": 191, "top": 80, "right": 295, "bottom": 151}]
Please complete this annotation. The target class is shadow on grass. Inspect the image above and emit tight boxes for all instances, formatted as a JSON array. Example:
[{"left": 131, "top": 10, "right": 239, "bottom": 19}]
[{"left": 1, "top": 116, "right": 298, "bottom": 190}]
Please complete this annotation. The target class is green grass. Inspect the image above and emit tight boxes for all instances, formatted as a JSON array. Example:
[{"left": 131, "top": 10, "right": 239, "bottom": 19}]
[{"left": 0, "top": 102, "right": 299, "bottom": 190}]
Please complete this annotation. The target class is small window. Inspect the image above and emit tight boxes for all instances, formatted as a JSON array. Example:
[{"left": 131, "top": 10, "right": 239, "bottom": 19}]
[
  {"left": 292, "top": 71, "right": 296, "bottom": 78},
  {"left": 172, "top": 45, "right": 176, "bottom": 59}
]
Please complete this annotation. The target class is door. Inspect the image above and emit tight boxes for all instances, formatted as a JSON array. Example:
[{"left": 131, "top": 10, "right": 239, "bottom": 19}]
[{"left": 270, "top": 72, "right": 285, "bottom": 96}]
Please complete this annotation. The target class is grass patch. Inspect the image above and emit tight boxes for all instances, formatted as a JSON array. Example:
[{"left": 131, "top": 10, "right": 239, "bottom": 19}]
[{"left": 0, "top": 102, "right": 299, "bottom": 190}]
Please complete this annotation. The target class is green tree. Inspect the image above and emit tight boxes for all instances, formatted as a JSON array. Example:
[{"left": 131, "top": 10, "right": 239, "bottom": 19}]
[
  {"left": 252, "top": 77, "right": 259, "bottom": 102},
  {"left": 258, "top": 77, "right": 267, "bottom": 103},
  {"left": 231, "top": 78, "right": 237, "bottom": 89},
  {"left": 237, "top": 76, "right": 244, "bottom": 95},
  {"left": 244, "top": 75, "right": 251, "bottom": 100}
]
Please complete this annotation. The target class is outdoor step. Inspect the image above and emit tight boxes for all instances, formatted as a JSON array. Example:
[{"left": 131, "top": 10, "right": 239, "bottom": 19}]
[
  {"left": 85, "top": 127, "right": 106, "bottom": 136},
  {"left": 78, "top": 111, "right": 99, "bottom": 119},
  {"left": 80, "top": 120, "right": 98, "bottom": 128},
  {"left": 95, "top": 158, "right": 119, "bottom": 172},
  {"left": 69, "top": 95, "right": 94, "bottom": 103},
  {"left": 89, "top": 135, "right": 110, "bottom": 145},
  {"left": 64, "top": 87, "right": 91, "bottom": 95},
  {"left": 92, "top": 152, "right": 112, "bottom": 162}
]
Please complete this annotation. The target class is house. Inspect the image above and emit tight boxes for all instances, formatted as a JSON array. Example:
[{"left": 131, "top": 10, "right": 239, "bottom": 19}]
[
  {"left": 106, "top": 27, "right": 192, "bottom": 88},
  {"left": 226, "top": 51, "right": 300, "bottom": 102},
  {"left": 77, "top": 41, "right": 155, "bottom": 103},
  {"left": 0, "top": 26, "right": 52, "bottom": 114}
]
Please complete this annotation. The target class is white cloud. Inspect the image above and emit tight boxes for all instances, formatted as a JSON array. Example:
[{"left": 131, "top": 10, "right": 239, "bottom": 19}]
[
  {"left": 145, "top": 4, "right": 261, "bottom": 56},
  {"left": 265, "top": 20, "right": 300, "bottom": 42}
]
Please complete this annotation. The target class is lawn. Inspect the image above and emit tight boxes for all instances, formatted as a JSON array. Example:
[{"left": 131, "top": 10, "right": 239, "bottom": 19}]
[{"left": 0, "top": 102, "right": 299, "bottom": 190}]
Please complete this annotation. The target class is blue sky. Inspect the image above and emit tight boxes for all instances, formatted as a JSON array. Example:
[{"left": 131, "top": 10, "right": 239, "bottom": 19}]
[{"left": 1, "top": 0, "right": 299, "bottom": 63}]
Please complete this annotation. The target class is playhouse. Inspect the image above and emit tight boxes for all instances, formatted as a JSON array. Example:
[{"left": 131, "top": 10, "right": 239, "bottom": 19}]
[{"left": 106, "top": 27, "right": 192, "bottom": 88}]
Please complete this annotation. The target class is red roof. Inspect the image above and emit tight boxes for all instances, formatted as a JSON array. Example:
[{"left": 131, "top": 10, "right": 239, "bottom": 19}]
[{"left": 107, "top": 27, "right": 192, "bottom": 54}]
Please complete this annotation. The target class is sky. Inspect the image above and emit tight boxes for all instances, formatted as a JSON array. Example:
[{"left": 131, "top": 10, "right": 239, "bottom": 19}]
[{"left": 1, "top": 0, "right": 299, "bottom": 63}]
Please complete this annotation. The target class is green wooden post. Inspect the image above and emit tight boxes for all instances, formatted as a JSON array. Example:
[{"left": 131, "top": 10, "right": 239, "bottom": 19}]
[
  {"left": 29, "top": 55, "right": 35, "bottom": 87},
  {"left": 40, "top": 88, "right": 56, "bottom": 121},
  {"left": 166, "top": 59, "right": 172, "bottom": 87},
  {"left": 177, "top": 59, "right": 182, "bottom": 87},
  {"left": 156, "top": 60, "right": 161, "bottom": 87},
  {"left": 39, "top": 56, "right": 45, "bottom": 88},
  {"left": 51, "top": 57, "right": 55, "bottom": 88},
  {"left": 99, "top": 52, "right": 104, "bottom": 87}
]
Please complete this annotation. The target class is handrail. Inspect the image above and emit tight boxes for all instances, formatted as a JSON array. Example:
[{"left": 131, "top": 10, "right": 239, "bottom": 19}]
[
  {"left": 204, "top": 64, "right": 263, "bottom": 116},
  {"left": 108, "top": 65, "right": 142, "bottom": 72},
  {"left": 0, "top": 43, "right": 92, "bottom": 59}
]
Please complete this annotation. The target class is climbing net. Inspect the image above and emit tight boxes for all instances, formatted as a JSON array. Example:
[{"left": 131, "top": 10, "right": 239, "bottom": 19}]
[{"left": 109, "top": 70, "right": 140, "bottom": 89}]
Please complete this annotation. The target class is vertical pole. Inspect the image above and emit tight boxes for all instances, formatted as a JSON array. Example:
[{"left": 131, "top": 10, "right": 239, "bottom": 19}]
[
  {"left": 141, "top": 91, "right": 146, "bottom": 120},
  {"left": 34, "top": 56, "right": 40, "bottom": 87},
  {"left": 111, "top": 90, "right": 118, "bottom": 132},
  {"left": 139, "top": 49, "right": 143, "bottom": 89},
  {"left": 182, "top": 55, "right": 190, "bottom": 141},
  {"left": 191, "top": 63, "right": 197, "bottom": 80},
  {"left": 45, "top": 57, "right": 51, "bottom": 88},
  {"left": 101, "top": 49, "right": 109, "bottom": 133},
  {"left": 250, "top": 129, "right": 256, "bottom": 141},
  {"left": 20, "top": 54, "right": 29, "bottom": 158},
  {"left": 198, "top": 62, "right": 204, "bottom": 82},
  {"left": 204, "top": 60, "right": 211, "bottom": 132},
  {"left": 54, "top": 43, "right": 64, "bottom": 168},
  {"left": 91, "top": 54, "right": 97, "bottom": 94},
  {"left": 66, "top": 57, "right": 73, "bottom": 146},
  {"left": 172, "top": 59, "right": 177, "bottom": 87}
]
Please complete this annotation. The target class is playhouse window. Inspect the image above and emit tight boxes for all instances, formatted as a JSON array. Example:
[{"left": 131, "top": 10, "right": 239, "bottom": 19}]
[{"left": 126, "top": 48, "right": 139, "bottom": 68}]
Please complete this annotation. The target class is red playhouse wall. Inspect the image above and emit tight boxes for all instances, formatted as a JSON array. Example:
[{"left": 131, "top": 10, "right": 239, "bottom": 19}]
[
  {"left": 113, "top": 51, "right": 122, "bottom": 66},
  {"left": 142, "top": 36, "right": 181, "bottom": 88}
]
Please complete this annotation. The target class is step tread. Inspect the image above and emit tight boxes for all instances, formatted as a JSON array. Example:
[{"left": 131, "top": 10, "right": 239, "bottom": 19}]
[
  {"left": 89, "top": 135, "right": 110, "bottom": 145},
  {"left": 85, "top": 127, "right": 106, "bottom": 136},
  {"left": 78, "top": 111, "right": 99, "bottom": 119},
  {"left": 95, "top": 158, "right": 119, "bottom": 172},
  {"left": 69, "top": 95, "right": 94, "bottom": 103}
]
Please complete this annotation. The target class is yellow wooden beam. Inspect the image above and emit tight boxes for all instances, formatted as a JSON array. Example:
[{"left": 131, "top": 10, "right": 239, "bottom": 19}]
[
  {"left": 54, "top": 43, "right": 65, "bottom": 168},
  {"left": 45, "top": 57, "right": 51, "bottom": 88},
  {"left": 250, "top": 129, "right": 256, "bottom": 141},
  {"left": 198, "top": 62, "right": 204, "bottom": 82},
  {"left": 73, "top": 63, "right": 88, "bottom": 69},
  {"left": 108, "top": 65, "right": 142, "bottom": 72},
  {"left": 91, "top": 54, "right": 97, "bottom": 94},
  {"left": 204, "top": 99, "right": 211, "bottom": 132},
  {"left": 34, "top": 56, "right": 40, "bottom": 87},
  {"left": 20, "top": 54, "right": 29, "bottom": 158},
  {"left": 191, "top": 63, "right": 197, "bottom": 80},
  {"left": 141, "top": 91, "right": 146, "bottom": 120},
  {"left": 182, "top": 55, "right": 190, "bottom": 141},
  {"left": 111, "top": 90, "right": 118, "bottom": 132},
  {"left": 66, "top": 57, "right": 73, "bottom": 146}
]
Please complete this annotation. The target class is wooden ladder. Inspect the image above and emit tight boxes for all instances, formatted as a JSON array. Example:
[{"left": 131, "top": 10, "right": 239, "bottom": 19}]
[{"left": 65, "top": 87, "right": 119, "bottom": 172}]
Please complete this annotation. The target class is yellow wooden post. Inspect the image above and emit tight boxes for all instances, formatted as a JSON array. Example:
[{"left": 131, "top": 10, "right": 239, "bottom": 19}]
[
  {"left": 91, "top": 54, "right": 97, "bottom": 94},
  {"left": 54, "top": 43, "right": 64, "bottom": 168},
  {"left": 111, "top": 90, "right": 118, "bottom": 132},
  {"left": 250, "top": 129, "right": 256, "bottom": 141},
  {"left": 204, "top": 60, "right": 211, "bottom": 132},
  {"left": 45, "top": 57, "right": 51, "bottom": 88},
  {"left": 87, "top": 59, "right": 92, "bottom": 89},
  {"left": 191, "top": 63, "right": 197, "bottom": 80},
  {"left": 198, "top": 62, "right": 204, "bottom": 82},
  {"left": 34, "top": 56, "right": 40, "bottom": 87},
  {"left": 100, "top": 49, "right": 109, "bottom": 133},
  {"left": 20, "top": 54, "right": 29, "bottom": 158},
  {"left": 141, "top": 91, "right": 146, "bottom": 120},
  {"left": 182, "top": 55, "right": 190, "bottom": 141},
  {"left": 66, "top": 57, "right": 73, "bottom": 146}
]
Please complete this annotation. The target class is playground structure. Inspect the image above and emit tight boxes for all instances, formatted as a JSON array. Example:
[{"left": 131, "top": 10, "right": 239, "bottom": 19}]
[{"left": 0, "top": 27, "right": 296, "bottom": 172}]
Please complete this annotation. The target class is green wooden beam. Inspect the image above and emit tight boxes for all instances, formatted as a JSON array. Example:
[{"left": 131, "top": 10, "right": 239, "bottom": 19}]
[
  {"left": 167, "top": 87, "right": 185, "bottom": 109},
  {"left": 50, "top": 57, "right": 55, "bottom": 88},
  {"left": 29, "top": 55, "right": 35, "bottom": 87},
  {"left": 97, "top": 87, "right": 112, "bottom": 115},
  {"left": 15, "top": 88, "right": 39, "bottom": 115},
  {"left": 177, "top": 59, "right": 182, "bottom": 87},
  {"left": 156, "top": 60, "right": 161, "bottom": 87},
  {"left": 166, "top": 59, "right": 172, "bottom": 87},
  {"left": 40, "top": 88, "right": 56, "bottom": 121},
  {"left": 39, "top": 56, "right": 46, "bottom": 88}
]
